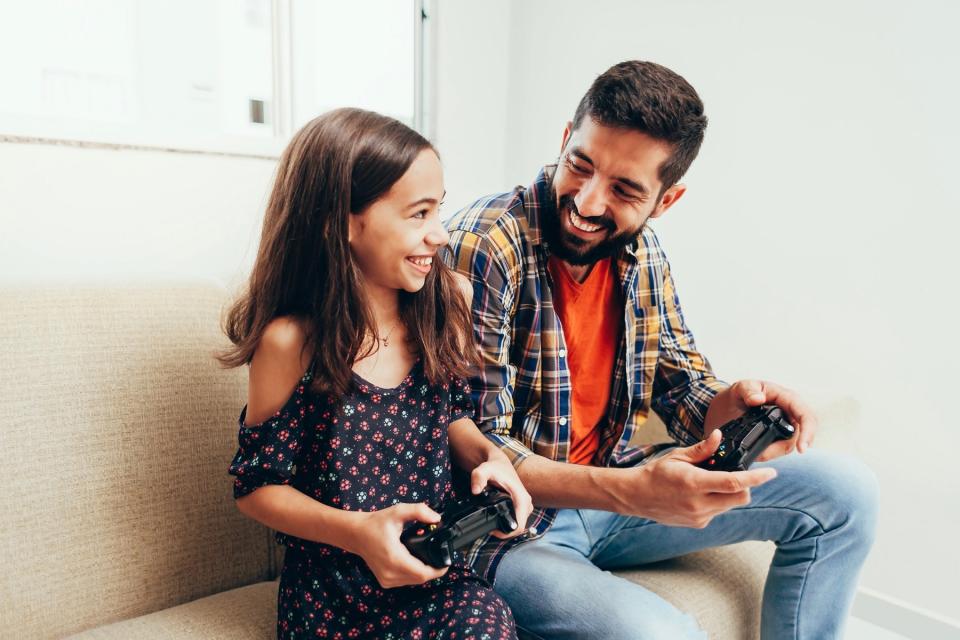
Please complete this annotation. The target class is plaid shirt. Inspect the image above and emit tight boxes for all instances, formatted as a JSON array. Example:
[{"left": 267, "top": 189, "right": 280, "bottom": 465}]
[{"left": 443, "top": 166, "right": 729, "bottom": 582}]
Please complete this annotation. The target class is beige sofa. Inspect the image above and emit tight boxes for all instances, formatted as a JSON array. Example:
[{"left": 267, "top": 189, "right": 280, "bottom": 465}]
[{"left": 0, "top": 284, "right": 775, "bottom": 639}]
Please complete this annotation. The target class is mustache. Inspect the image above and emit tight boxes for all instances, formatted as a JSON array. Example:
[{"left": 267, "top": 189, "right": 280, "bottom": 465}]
[{"left": 558, "top": 196, "right": 615, "bottom": 231}]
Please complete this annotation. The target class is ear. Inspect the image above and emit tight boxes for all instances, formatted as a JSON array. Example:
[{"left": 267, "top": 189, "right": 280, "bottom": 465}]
[
  {"left": 560, "top": 121, "right": 573, "bottom": 153},
  {"left": 649, "top": 184, "right": 687, "bottom": 220}
]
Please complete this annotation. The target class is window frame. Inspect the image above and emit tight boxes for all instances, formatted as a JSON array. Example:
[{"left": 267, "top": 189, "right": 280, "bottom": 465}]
[{"left": 0, "top": 0, "right": 430, "bottom": 159}]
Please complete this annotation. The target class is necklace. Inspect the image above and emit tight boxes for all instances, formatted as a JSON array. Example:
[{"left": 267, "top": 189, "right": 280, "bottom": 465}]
[
  {"left": 357, "top": 320, "right": 400, "bottom": 379},
  {"left": 379, "top": 319, "right": 400, "bottom": 348}
]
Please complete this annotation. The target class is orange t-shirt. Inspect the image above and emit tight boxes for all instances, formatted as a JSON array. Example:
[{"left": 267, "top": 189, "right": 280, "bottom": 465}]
[{"left": 547, "top": 255, "right": 623, "bottom": 465}]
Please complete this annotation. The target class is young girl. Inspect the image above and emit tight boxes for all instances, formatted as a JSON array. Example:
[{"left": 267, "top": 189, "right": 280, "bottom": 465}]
[{"left": 220, "top": 108, "right": 531, "bottom": 639}]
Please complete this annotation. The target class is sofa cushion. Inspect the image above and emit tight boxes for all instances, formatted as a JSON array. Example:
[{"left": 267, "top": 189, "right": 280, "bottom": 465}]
[
  {"left": 0, "top": 286, "right": 275, "bottom": 639},
  {"left": 65, "top": 580, "right": 279, "bottom": 639},
  {"left": 65, "top": 542, "right": 773, "bottom": 640},
  {"left": 613, "top": 540, "right": 774, "bottom": 639}
]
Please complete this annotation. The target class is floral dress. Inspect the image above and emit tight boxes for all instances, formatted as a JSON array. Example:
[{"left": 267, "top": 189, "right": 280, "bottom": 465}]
[{"left": 228, "top": 360, "right": 517, "bottom": 640}]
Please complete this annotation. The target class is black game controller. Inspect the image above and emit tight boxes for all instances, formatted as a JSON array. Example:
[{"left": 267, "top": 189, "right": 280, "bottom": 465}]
[
  {"left": 696, "top": 405, "right": 796, "bottom": 471},
  {"left": 401, "top": 488, "right": 518, "bottom": 568}
]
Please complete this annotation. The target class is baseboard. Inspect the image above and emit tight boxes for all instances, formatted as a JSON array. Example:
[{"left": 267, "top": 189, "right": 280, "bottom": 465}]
[{"left": 853, "top": 587, "right": 960, "bottom": 639}]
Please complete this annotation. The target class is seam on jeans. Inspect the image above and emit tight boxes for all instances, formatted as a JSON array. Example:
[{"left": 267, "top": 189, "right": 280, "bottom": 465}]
[
  {"left": 738, "top": 504, "right": 827, "bottom": 533},
  {"left": 793, "top": 533, "right": 819, "bottom": 640},
  {"left": 574, "top": 509, "right": 597, "bottom": 551},
  {"left": 590, "top": 518, "right": 657, "bottom": 560},
  {"left": 515, "top": 624, "right": 547, "bottom": 640}
]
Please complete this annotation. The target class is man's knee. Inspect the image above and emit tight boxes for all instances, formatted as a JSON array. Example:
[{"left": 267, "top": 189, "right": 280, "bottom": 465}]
[
  {"left": 790, "top": 451, "right": 880, "bottom": 544},
  {"left": 834, "top": 455, "right": 879, "bottom": 547}
]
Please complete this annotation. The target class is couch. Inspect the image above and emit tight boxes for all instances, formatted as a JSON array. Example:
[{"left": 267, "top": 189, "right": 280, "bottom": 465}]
[{"left": 0, "top": 284, "right": 775, "bottom": 639}]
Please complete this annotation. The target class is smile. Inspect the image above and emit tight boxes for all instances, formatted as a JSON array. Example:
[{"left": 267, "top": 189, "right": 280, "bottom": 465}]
[
  {"left": 569, "top": 209, "right": 605, "bottom": 233},
  {"left": 405, "top": 256, "right": 433, "bottom": 274}
]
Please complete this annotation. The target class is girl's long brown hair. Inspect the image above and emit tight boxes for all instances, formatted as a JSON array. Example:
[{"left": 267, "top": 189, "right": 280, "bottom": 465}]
[{"left": 217, "top": 108, "right": 477, "bottom": 396}]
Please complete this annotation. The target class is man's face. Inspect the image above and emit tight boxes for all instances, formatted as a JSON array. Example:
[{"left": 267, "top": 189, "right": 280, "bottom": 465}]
[{"left": 545, "top": 116, "right": 685, "bottom": 265}]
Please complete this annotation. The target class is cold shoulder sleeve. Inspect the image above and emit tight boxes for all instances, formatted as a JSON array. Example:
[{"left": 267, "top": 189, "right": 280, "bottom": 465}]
[
  {"left": 449, "top": 375, "right": 476, "bottom": 423},
  {"left": 227, "top": 369, "right": 314, "bottom": 499}
]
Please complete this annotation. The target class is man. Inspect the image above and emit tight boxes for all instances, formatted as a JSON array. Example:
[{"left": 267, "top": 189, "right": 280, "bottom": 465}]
[{"left": 444, "top": 60, "right": 877, "bottom": 639}]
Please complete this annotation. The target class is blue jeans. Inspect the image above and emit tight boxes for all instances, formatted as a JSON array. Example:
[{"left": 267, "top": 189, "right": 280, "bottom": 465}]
[{"left": 493, "top": 450, "right": 879, "bottom": 639}]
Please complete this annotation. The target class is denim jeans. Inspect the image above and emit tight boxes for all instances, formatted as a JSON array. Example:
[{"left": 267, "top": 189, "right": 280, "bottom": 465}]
[{"left": 493, "top": 450, "right": 879, "bottom": 639}]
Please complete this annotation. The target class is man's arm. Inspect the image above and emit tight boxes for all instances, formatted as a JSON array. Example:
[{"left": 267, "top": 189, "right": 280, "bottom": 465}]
[
  {"left": 445, "top": 226, "right": 535, "bottom": 468},
  {"left": 515, "top": 434, "right": 777, "bottom": 528},
  {"left": 650, "top": 241, "right": 729, "bottom": 444}
]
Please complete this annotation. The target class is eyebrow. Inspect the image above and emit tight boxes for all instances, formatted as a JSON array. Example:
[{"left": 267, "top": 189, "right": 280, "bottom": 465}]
[
  {"left": 569, "top": 148, "right": 650, "bottom": 196},
  {"left": 407, "top": 190, "right": 447, "bottom": 209}
]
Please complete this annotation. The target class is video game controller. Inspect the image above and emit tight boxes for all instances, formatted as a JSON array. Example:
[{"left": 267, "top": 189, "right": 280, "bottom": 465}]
[
  {"left": 400, "top": 488, "right": 518, "bottom": 568},
  {"left": 696, "top": 404, "right": 795, "bottom": 471}
]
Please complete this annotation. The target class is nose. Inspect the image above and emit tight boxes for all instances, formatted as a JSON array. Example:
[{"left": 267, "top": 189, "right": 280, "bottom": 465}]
[
  {"left": 575, "top": 174, "right": 609, "bottom": 218},
  {"left": 425, "top": 216, "right": 450, "bottom": 248}
]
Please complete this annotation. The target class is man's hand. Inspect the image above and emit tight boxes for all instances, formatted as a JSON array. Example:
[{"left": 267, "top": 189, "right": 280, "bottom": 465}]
[
  {"left": 709, "top": 380, "right": 818, "bottom": 461},
  {"left": 612, "top": 431, "right": 778, "bottom": 528},
  {"left": 469, "top": 452, "right": 534, "bottom": 539}
]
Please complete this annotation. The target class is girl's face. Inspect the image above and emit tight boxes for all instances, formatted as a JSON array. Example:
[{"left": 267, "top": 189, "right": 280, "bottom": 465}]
[{"left": 348, "top": 149, "right": 448, "bottom": 294}]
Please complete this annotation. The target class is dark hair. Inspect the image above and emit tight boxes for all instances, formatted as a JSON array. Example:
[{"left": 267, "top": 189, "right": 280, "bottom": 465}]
[
  {"left": 572, "top": 60, "right": 707, "bottom": 194},
  {"left": 217, "top": 107, "right": 477, "bottom": 396}
]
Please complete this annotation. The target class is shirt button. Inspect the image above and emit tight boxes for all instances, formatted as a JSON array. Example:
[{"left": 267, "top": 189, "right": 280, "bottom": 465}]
[
  {"left": 558, "top": 417, "right": 568, "bottom": 426},
  {"left": 528, "top": 526, "right": 538, "bottom": 536},
  {"left": 558, "top": 349, "right": 567, "bottom": 358}
]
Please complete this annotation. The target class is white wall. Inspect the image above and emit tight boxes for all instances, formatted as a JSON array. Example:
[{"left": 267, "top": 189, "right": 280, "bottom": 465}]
[
  {"left": 0, "top": 141, "right": 274, "bottom": 288},
  {"left": 431, "top": 0, "right": 513, "bottom": 217},
  {"left": 435, "top": 0, "right": 960, "bottom": 626}
]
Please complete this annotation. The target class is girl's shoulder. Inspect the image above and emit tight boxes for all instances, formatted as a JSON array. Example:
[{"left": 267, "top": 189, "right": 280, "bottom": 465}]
[
  {"left": 260, "top": 315, "right": 311, "bottom": 355},
  {"left": 245, "top": 316, "right": 314, "bottom": 425}
]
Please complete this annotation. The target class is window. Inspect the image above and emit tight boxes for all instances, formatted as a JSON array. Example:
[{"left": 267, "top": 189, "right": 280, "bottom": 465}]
[
  {"left": 290, "top": 0, "right": 417, "bottom": 130},
  {"left": 0, "top": 0, "right": 426, "bottom": 157}
]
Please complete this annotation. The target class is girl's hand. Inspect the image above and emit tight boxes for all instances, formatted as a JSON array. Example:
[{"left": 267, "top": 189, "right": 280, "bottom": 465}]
[
  {"left": 470, "top": 453, "right": 534, "bottom": 539},
  {"left": 350, "top": 503, "right": 449, "bottom": 588}
]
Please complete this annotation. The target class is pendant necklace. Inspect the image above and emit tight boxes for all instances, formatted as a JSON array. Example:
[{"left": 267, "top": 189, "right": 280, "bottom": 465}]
[{"left": 379, "top": 319, "right": 400, "bottom": 348}]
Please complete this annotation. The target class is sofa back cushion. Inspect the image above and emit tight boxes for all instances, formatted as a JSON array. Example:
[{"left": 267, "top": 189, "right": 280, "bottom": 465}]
[{"left": 0, "top": 285, "right": 276, "bottom": 639}]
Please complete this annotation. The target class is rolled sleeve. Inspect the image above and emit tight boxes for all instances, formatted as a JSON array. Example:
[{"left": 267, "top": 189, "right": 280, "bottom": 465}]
[
  {"left": 477, "top": 414, "right": 535, "bottom": 468},
  {"left": 651, "top": 260, "right": 730, "bottom": 445}
]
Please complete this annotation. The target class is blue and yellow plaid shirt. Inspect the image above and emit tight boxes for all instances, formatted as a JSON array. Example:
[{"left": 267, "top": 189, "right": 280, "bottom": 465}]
[{"left": 444, "top": 166, "right": 729, "bottom": 581}]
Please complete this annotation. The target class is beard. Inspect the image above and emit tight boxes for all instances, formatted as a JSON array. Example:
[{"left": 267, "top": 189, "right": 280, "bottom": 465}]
[{"left": 541, "top": 188, "right": 645, "bottom": 266}]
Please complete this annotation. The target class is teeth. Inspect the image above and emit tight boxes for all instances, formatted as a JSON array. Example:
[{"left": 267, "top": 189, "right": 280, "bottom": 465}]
[
  {"left": 408, "top": 256, "right": 433, "bottom": 267},
  {"left": 569, "top": 210, "right": 603, "bottom": 232}
]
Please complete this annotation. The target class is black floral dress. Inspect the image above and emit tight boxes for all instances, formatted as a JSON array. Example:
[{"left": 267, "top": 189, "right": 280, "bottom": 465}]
[{"left": 228, "top": 359, "right": 517, "bottom": 640}]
